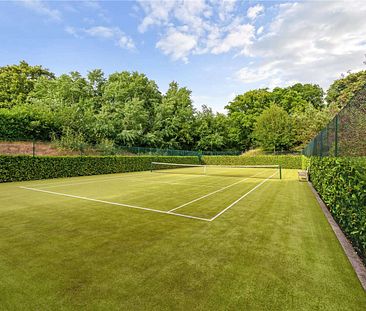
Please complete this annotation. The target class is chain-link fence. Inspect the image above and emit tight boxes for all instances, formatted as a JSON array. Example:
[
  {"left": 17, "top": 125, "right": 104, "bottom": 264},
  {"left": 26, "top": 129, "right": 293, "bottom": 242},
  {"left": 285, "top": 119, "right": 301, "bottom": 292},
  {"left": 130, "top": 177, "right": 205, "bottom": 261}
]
[
  {"left": 303, "top": 86, "right": 366, "bottom": 157},
  {"left": 0, "top": 140, "right": 241, "bottom": 157}
]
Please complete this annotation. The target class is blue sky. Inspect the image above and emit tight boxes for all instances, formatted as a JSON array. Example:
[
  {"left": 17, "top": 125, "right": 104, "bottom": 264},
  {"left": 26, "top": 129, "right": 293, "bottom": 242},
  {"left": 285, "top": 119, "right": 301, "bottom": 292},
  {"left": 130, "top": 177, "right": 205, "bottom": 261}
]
[{"left": 0, "top": 0, "right": 365, "bottom": 112}]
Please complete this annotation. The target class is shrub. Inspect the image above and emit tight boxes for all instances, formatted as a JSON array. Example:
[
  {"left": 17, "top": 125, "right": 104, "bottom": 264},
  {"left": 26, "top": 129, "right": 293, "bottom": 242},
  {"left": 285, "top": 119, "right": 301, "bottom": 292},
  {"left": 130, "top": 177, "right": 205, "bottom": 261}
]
[
  {"left": 0, "top": 155, "right": 200, "bottom": 183},
  {"left": 309, "top": 157, "right": 366, "bottom": 261},
  {"left": 202, "top": 155, "right": 302, "bottom": 169},
  {"left": 302, "top": 155, "right": 311, "bottom": 170}
]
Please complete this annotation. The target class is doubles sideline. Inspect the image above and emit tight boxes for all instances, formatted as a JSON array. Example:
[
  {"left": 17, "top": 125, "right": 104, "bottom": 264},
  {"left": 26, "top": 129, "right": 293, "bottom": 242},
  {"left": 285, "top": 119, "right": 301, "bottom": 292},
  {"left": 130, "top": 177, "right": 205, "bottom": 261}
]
[{"left": 18, "top": 171, "right": 277, "bottom": 222}]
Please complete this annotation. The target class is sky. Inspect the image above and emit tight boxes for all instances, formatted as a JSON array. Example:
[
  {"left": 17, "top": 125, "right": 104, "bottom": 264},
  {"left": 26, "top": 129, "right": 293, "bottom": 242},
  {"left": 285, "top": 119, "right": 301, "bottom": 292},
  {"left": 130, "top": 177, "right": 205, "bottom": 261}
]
[{"left": 0, "top": 0, "right": 365, "bottom": 112}]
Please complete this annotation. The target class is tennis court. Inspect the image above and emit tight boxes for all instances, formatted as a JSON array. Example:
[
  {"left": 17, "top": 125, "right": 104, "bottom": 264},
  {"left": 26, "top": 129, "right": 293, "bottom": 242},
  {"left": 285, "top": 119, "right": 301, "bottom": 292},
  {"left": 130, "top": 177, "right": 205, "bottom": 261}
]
[
  {"left": 18, "top": 163, "right": 282, "bottom": 222},
  {"left": 1, "top": 165, "right": 365, "bottom": 310}
]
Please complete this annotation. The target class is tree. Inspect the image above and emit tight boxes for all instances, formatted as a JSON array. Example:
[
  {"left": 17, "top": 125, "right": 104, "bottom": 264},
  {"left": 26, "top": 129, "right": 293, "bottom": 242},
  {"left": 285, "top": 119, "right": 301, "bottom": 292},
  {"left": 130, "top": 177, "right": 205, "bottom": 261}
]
[
  {"left": 293, "top": 105, "right": 331, "bottom": 148},
  {"left": 28, "top": 71, "right": 96, "bottom": 141},
  {"left": 194, "top": 106, "right": 228, "bottom": 151},
  {"left": 103, "top": 71, "right": 162, "bottom": 128},
  {"left": 287, "top": 83, "right": 324, "bottom": 110},
  {"left": 326, "top": 70, "right": 366, "bottom": 109},
  {"left": 225, "top": 89, "right": 273, "bottom": 149},
  {"left": 253, "top": 104, "right": 295, "bottom": 152},
  {"left": 0, "top": 61, "right": 54, "bottom": 108},
  {"left": 153, "top": 81, "right": 195, "bottom": 149}
]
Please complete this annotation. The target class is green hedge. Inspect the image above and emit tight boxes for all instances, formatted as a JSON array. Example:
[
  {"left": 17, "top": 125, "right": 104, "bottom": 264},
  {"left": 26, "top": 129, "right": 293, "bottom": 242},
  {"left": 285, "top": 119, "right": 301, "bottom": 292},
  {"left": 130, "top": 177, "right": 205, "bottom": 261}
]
[
  {"left": 309, "top": 157, "right": 366, "bottom": 261},
  {"left": 202, "top": 155, "right": 302, "bottom": 169},
  {"left": 302, "top": 155, "right": 311, "bottom": 170},
  {"left": 0, "top": 155, "right": 200, "bottom": 183}
]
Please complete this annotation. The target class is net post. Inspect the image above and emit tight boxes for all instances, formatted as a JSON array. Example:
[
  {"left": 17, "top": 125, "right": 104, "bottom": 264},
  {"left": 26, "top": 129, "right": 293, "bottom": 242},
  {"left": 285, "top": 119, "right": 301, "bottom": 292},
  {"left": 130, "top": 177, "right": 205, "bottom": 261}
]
[
  {"left": 150, "top": 162, "right": 153, "bottom": 172},
  {"left": 279, "top": 165, "right": 282, "bottom": 179}
]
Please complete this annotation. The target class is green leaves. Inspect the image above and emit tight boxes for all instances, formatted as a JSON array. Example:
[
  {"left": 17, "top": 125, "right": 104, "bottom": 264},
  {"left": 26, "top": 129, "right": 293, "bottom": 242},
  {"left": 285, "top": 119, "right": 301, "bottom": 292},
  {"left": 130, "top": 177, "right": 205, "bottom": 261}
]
[
  {"left": 202, "top": 155, "right": 302, "bottom": 169},
  {"left": 310, "top": 157, "right": 366, "bottom": 260},
  {"left": 253, "top": 104, "right": 295, "bottom": 152},
  {"left": 0, "top": 155, "right": 200, "bottom": 183}
]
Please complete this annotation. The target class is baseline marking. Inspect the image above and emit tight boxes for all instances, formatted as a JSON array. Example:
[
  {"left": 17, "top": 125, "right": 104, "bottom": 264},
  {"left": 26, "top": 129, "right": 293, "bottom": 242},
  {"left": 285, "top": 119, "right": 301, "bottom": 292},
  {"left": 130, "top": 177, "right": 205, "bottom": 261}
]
[
  {"left": 18, "top": 186, "right": 210, "bottom": 222},
  {"left": 168, "top": 170, "right": 270, "bottom": 212},
  {"left": 209, "top": 171, "right": 277, "bottom": 221}
]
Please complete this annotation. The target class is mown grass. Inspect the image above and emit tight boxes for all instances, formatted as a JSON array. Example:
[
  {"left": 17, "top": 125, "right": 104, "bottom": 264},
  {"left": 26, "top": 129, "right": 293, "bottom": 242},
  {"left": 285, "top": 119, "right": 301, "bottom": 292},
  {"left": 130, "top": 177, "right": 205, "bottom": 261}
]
[{"left": 0, "top": 169, "right": 365, "bottom": 310}]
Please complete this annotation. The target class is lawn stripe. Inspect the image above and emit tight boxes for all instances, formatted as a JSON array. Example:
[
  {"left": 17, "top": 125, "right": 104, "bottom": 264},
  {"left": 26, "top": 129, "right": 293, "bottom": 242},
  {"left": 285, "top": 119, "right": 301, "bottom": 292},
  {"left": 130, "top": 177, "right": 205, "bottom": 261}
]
[
  {"left": 168, "top": 170, "right": 271, "bottom": 212},
  {"left": 18, "top": 186, "right": 211, "bottom": 222},
  {"left": 209, "top": 171, "right": 277, "bottom": 221}
]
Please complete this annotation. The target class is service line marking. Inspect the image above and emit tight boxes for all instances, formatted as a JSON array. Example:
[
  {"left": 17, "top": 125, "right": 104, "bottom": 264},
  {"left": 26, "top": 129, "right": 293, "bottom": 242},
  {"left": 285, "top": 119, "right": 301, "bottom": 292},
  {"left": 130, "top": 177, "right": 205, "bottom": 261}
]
[
  {"left": 168, "top": 170, "right": 270, "bottom": 212},
  {"left": 18, "top": 171, "right": 276, "bottom": 223},
  {"left": 18, "top": 186, "right": 211, "bottom": 222},
  {"left": 209, "top": 171, "right": 277, "bottom": 221}
]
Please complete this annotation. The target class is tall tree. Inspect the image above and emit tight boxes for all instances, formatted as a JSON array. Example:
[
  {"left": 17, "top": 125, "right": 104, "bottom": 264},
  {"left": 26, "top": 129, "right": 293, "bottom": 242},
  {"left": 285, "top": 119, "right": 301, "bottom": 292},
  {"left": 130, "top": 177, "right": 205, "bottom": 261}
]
[
  {"left": 153, "top": 81, "right": 195, "bottom": 149},
  {"left": 253, "top": 104, "right": 295, "bottom": 152},
  {"left": 226, "top": 89, "right": 273, "bottom": 149},
  {"left": 326, "top": 70, "right": 366, "bottom": 109},
  {"left": 103, "top": 71, "right": 161, "bottom": 121},
  {"left": 194, "top": 106, "right": 228, "bottom": 151},
  {"left": 0, "top": 61, "right": 54, "bottom": 108}
]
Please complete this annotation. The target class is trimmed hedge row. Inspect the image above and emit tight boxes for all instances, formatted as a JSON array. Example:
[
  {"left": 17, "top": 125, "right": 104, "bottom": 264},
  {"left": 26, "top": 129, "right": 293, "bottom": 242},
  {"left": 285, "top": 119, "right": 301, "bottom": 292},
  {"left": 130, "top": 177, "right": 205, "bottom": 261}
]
[
  {"left": 202, "top": 155, "right": 302, "bottom": 169},
  {"left": 0, "top": 155, "right": 200, "bottom": 183},
  {"left": 309, "top": 157, "right": 366, "bottom": 261},
  {"left": 301, "top": 155, "right": 311, "bottom": 170},
  {"left": 0, "top": 154, "right": 302, "bottom": 183}
]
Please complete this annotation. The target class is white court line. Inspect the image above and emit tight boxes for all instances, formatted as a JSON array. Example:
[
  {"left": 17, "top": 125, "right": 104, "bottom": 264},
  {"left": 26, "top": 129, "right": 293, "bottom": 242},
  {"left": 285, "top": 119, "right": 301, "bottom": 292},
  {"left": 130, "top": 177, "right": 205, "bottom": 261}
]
[
  {"left": 18, "top": 186, "right": 211, "bottom": 222},
  {"left": 18, "top": 170, "right": 277, "bottom": 223},
  {"left": 209, "top": 171, "right": 277, "bottom": 221},
  {"left": 32, "top": 173, "right": 205, "bottom": 190},
  {"left": 168, "top": 170, "right": 270, "bottom": 212}
]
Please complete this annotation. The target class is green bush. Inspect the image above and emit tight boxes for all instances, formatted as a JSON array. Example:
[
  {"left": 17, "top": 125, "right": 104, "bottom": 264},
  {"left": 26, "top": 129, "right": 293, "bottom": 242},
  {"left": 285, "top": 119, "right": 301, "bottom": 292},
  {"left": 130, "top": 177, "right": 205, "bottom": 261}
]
[
  {"left": 202, "top": 155, "right": 302, "bottom": 169},
  {"left": 302, "top": 155, "right": 311, "bottom": 170},
  {"left": 0, "top": 155, "right": 200, "bottom": 183},
  {"left": 0, "top": 106, "right": 58, "bottom": 141},
  {"left": 309, "top": 157, "right": 366, "bottom": 261}
]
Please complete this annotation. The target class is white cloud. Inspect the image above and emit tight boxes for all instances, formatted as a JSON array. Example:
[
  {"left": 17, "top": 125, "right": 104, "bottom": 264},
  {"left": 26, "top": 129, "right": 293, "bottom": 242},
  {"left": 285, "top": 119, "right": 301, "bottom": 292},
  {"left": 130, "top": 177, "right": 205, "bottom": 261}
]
[
  {"left": 85, "top": 26, "right": 116, "bottom": 39},
  {"left": 65, "top": 26, "right": 79, "bottom": 38},
  {"left": 137, "top": 0, "right": 177, "bottom": 32},
  {"left": 247, "top": 4, "right": 264, "bottom": 20},
  {"left": 137, "top": 0, "right": 256, "bottom": 62},
  {"left": 65, "top": 26, "right": 135, "bottom": 51},
  {"left": 156, "top": 28, "right": 197, "bottom": 63},
  {"left": 211, "top": 24, "right": 254, "bottom": 54},
  {"left": 20, "top": 0, "right": 61, "bottom": 21},
  {"left": 236, "top": 1, "right": 366, "bottom": 89},
  {"left": 85, "top": 26, "right": 135, "bottom": 50}
]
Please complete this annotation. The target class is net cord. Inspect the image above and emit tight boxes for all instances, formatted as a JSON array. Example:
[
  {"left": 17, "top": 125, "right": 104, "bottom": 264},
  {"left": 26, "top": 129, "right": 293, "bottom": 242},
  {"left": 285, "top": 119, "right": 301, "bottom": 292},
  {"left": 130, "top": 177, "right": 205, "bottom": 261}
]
[{"left": 151, "top": 162, "right": 280, "bottom": 169}]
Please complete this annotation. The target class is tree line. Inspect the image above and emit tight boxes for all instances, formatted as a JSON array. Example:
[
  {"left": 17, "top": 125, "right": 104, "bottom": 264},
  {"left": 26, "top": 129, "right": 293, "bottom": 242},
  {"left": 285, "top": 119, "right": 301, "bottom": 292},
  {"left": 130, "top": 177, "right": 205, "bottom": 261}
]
[{"left": 0, "top": 61, "right": 365, "bottom": 152}]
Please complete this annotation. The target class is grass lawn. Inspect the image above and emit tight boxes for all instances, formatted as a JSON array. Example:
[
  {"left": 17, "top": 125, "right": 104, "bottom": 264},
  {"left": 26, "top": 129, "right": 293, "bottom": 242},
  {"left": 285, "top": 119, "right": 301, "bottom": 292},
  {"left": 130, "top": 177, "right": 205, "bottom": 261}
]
[{"left": 0, "top": 168, "right": 365, "bottom": 310}]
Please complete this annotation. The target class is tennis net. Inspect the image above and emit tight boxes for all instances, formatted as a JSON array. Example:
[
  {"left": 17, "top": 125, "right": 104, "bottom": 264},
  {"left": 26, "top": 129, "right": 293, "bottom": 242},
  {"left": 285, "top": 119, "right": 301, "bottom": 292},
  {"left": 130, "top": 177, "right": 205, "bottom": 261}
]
[{"left": 150, "top": 162, "right": 282, "bottom": 179}]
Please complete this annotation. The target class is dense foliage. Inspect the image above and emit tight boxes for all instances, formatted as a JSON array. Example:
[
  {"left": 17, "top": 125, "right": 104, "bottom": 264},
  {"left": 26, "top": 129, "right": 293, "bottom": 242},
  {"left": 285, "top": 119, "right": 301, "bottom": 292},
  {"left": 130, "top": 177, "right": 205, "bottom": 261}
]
[
  {"left": 202, "top": 155, "right": 302, "bottom": 169},
  {"left": 253, "top": 105, "right": 295, "bottom": 152},
  {"left": 0, "top": 155, "right": 200, "bottom": 182},
  {"left": 326, "top": 70, "right": 366, "bottom": 110},
  {"left": 309, "top": 157, "right": 366, "bottom": 261},
  {"left": 0, "top": 61, "right": 346, "bottom": 152}
]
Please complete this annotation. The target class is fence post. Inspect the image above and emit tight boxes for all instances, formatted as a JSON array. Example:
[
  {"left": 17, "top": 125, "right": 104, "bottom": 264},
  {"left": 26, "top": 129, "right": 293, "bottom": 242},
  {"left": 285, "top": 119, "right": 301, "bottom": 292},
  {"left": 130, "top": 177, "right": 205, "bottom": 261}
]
[
  {"left": 320, "top": 130, "right": 323, "bottom": 157},
  {"left": 32, "top": 140, "right": 36, "bottom": 157},
  {"left": 335, "top": 115, "right": 338, "bottom": 157}
]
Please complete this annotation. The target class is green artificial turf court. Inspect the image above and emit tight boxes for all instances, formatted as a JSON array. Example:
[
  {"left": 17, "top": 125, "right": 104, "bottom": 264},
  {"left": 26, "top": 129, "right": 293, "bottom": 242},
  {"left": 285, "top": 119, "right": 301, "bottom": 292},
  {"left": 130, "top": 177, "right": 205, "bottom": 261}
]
[{"left": 0, "top": 165, "right": 365, "bottom": 310}]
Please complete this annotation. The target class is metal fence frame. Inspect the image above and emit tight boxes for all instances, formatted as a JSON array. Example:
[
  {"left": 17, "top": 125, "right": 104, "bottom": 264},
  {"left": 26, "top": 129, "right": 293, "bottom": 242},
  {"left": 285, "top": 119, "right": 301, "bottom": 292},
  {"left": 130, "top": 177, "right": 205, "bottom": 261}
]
[{"left": 302, "top": 86, "right": 366, "bottom": 157}]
